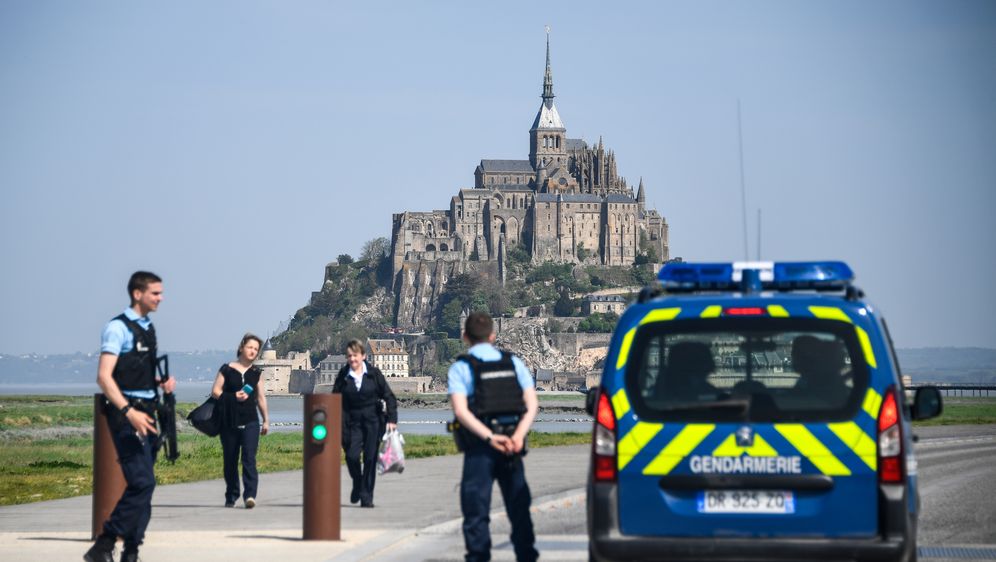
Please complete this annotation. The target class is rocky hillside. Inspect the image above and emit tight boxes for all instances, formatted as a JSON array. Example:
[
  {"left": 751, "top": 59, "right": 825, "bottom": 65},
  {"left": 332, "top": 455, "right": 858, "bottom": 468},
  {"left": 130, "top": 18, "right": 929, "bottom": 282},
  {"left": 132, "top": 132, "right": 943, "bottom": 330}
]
[
  {"left": 275, "top": 248, "right": 650, "bottom": 378},
  {"left": 394, "top": 260, "right": 498, "bottom": 330}
]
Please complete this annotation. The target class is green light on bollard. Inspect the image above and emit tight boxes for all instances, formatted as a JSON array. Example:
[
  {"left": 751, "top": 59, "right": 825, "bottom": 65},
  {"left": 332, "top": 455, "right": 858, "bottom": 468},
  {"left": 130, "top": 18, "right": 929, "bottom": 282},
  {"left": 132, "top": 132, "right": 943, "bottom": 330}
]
[{"left": 311, "top": 408, "right": 328, "bottom": 444}]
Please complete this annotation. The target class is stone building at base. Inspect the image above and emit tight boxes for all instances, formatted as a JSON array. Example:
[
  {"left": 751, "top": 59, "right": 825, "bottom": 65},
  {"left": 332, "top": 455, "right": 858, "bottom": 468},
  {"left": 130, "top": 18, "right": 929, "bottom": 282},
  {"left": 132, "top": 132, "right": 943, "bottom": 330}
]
[{"left": 256, "top": 340, "right": 313, "bottom": 395}]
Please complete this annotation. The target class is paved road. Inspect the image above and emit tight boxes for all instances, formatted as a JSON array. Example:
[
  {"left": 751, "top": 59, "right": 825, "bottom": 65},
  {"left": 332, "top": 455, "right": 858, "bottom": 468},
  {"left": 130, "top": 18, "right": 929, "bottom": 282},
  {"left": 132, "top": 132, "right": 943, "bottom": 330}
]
[
  {"left": 0, "top": 444, "right": 590, "bottom": 561},
  {"left": 2, "top": 426, "right": 995, "bottom": 561},
  {"left": 915, "top": 424, "right": 996, "bottom": 547}
]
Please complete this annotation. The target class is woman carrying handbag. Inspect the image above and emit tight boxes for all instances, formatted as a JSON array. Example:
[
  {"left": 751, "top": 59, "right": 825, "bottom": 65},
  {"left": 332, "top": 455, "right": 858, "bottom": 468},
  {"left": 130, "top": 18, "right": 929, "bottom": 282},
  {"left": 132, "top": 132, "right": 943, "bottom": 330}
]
[{"left": 211, "top": 333, "right": 270, "bottom": 509}]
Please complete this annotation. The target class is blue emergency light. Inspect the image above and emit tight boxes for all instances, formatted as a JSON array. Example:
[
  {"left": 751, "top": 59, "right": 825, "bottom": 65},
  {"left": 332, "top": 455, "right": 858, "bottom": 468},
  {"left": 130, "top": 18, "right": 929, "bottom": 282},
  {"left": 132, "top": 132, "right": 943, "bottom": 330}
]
[{"left": 657, "top": 261, "right": 854, "bottom": 292}]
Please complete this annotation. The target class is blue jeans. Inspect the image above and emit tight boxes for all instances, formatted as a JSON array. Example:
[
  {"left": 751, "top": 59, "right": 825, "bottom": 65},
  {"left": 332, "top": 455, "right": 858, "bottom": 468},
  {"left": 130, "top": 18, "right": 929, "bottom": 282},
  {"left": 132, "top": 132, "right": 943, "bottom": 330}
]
[
  {"left": 460, "top": 442, "right": 538, "bottom": 562},
  {"left": 220, "top": 420, "right": 259, "bottom": 504},
  {"left": 103, "top": 407, "right": 158, "bottom": 549}
]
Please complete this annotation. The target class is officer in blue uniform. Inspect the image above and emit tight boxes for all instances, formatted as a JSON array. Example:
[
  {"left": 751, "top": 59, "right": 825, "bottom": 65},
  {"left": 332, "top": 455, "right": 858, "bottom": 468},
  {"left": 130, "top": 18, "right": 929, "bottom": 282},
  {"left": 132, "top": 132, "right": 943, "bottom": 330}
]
[
  {"left": 449, "top": 312, "right": 539, "bottom": 562},
  {"left": 85, "top": 271, "right": 176, "bottom": 562}
]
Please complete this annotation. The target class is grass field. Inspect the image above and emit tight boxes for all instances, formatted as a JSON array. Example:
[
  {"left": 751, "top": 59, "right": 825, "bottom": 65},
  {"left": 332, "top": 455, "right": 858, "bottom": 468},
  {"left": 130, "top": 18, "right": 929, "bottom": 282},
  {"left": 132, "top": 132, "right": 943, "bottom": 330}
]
[
  {"left": 1, "top": 393, "right": 992, "bottom": 506},
  {"left": 911, "top": 396, "right": 996, "bottom": 426},
  {"left": 0, "top": 395, "right": 589, "bottom": 506}
]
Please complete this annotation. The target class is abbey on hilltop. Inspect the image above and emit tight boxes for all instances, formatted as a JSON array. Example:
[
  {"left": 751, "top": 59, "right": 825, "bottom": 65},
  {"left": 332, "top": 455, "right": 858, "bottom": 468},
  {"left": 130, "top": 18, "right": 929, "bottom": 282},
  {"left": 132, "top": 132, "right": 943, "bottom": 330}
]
[{"left": 389, "top": 33, "right": 669, "bottom": 280}]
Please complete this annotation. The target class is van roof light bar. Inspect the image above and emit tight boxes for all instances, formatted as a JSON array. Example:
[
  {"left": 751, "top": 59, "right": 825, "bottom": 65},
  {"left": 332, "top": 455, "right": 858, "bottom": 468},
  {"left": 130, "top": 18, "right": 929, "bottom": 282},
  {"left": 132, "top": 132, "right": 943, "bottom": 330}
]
[{"left": 657, "top": 261, "right": 854, "bottom": 293}]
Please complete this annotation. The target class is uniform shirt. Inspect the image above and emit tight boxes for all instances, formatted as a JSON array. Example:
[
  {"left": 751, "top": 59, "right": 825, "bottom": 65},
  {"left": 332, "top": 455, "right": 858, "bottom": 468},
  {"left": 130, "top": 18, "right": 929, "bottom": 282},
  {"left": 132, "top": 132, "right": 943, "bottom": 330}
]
[
  {"left": 447, "top": 343, "right": 535, "bottom": 397},
  {"left": 101, "top": 308, "right": 156, "bottom": 399},
  {"left": 348, "top": 361, "right": 367, "bottom": 391}
]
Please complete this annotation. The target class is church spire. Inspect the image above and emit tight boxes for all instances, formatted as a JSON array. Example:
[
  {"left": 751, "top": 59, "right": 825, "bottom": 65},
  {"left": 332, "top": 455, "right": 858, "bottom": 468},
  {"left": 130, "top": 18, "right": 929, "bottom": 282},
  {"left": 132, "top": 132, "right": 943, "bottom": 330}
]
[
  {"left": 637, "top": 177, "right": 646, "bottom": 203},
  {"left": 542, "top": 26, "right": 555, "bottom": 109},
  {"left": 529, "top": 26, "right": 566, "bottom": 171}
]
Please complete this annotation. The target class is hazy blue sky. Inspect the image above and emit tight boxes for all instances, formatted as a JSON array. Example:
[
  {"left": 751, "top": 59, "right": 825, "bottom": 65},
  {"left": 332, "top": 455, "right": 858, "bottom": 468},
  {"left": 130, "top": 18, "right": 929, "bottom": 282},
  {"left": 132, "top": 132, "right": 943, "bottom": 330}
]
[{"left": 1, "top": 1, "right": 994, "bottom": 355}]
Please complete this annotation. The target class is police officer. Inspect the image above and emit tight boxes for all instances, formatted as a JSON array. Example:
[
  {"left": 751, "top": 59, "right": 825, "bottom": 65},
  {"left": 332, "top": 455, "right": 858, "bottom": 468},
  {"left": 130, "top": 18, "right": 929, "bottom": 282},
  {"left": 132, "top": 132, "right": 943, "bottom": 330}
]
[
  {"left": 448, "top": 311, "right": 539, "bottom": 562},
  {"left": 85, "top": 271, "right": 176, "bottom": 562}
]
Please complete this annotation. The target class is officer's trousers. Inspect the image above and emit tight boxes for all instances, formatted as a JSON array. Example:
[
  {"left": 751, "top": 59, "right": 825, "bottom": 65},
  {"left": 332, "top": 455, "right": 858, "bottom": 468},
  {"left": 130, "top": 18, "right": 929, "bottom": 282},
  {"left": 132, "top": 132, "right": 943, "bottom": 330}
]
[
  {"left": 460, "top": 441, "right": 538, "bottom": 562},
  {"left": 103, "top": 409, "right": 158, "bottom": 548},
  {"left": 220, "top": 420, "right": 260, "bottom": 504}
]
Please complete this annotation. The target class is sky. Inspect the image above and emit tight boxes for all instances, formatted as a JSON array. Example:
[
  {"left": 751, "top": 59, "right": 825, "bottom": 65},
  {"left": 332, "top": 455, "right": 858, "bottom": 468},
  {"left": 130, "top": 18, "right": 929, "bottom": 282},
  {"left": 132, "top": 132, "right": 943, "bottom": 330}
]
[{"left": 1, "top": 1, "right": 994, "bottom": 355}]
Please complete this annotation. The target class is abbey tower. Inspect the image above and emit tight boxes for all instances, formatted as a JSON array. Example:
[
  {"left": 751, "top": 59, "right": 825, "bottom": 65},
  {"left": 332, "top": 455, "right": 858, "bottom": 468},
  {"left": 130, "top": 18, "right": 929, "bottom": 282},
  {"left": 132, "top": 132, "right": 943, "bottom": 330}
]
[{"left": 390, "top": 33, "right": 669, "bottom": 283}]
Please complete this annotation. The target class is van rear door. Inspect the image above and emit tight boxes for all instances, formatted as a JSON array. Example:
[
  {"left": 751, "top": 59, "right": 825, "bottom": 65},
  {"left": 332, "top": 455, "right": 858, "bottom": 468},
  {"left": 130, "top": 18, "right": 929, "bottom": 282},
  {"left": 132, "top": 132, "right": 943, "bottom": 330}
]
[{"left": 614, "top": 317, "right": 879, "bottom": 538}]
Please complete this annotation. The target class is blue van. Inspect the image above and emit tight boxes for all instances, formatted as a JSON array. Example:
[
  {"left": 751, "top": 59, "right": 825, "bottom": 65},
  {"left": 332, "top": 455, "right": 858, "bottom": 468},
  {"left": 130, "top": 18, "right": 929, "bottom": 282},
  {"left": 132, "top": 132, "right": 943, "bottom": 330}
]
[{"left": 587, "top": 261, "right": 942, "bottom": 562}]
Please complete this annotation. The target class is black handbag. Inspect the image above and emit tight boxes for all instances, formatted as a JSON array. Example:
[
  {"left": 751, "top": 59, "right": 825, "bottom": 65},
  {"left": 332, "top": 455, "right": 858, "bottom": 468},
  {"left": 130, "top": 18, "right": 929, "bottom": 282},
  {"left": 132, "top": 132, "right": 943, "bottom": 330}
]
[{"left": 187, "top": 397, "right": 221, "bottom": 437}]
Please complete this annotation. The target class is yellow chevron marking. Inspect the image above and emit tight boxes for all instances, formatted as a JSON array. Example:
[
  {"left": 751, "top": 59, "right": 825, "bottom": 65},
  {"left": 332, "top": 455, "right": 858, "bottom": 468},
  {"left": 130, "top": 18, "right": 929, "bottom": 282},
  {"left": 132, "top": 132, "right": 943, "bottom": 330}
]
[
  {"left": 712, "top": 433, "right": 778, "bottom": 457},
  {"left": 808, "top": 306, "right": 852, "bottom": 323},
  {"left": 615, "top": 327, "right": 636, "bottom": 370},
  {"left": 617, "top": 421, "right": 664, "bottom": 470},
  {"left": 828, "top": 421, "right": 877, "bottom": 470},
  {"left": 640, "top": 307, "right": 682, "bottom": 325},
  {"left": 615, "top": 309, "right": 682, "bottom": 370},
  {"left": 775, "top": 424, "right": 851, "bottom": 476},
  {"left": 855, "top": 326, "right": 878, "bottom": 369},
  {"left": 643, "top": 424, "right": 714, "bottom": 475},
  {"left": 863, "top": 388, "right": 883, "bottom": 420},
  {"left": 700, "top": 305, "right": 722, "bottom": 318},
  {"left": 611, "top": 388, "right": 631, "bottom": 420},
  {"left": 767, "top": 305, "right": 790, "bottom": 317}
]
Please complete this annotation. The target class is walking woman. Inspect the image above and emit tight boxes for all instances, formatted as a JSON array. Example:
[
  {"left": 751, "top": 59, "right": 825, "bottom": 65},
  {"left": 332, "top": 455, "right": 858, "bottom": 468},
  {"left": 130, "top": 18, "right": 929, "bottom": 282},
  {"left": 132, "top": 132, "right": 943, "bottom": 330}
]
[
  {"left": 211, "top": 333, "right": 270, "bottom": 508},
  {"left": 332, "top": 339, "right": 397, "bottom": 508}
]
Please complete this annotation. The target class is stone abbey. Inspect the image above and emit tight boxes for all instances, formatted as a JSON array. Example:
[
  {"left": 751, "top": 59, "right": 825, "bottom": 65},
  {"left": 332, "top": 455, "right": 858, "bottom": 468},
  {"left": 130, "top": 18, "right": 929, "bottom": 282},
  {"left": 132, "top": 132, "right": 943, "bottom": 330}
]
[{"left": 389, "top": 35, "right": 669, "bottom": 281}]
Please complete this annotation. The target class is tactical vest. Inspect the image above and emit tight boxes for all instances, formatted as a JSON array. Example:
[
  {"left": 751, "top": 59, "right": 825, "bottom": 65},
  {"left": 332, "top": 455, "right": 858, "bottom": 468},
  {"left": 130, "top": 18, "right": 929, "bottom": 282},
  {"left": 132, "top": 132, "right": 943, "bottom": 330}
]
[
  {"left": 460, "top": 351, "right": 526, "bottom": 419},
  {"left": 111, "top": 314, "right": 158, "bottom": 392}
]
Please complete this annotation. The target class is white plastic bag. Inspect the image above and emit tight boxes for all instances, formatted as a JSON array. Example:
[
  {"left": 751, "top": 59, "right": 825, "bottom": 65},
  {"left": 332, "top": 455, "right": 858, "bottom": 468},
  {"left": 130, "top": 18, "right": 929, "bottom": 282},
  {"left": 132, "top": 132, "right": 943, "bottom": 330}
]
[{"left": 377, "top": 428, "right": 405, "bottom": 475}]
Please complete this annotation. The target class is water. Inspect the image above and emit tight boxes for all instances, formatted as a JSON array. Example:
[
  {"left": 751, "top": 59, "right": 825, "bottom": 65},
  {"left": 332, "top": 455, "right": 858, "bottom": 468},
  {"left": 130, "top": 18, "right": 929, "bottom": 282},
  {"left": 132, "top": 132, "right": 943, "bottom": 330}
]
[
  {"left": 0, "top": 381, "right": 216, "bottom": 403},
  {"left": 259, "top": 396, "right": 592, "bottom": 435},
  {"left": 0, "top": 383, "right": 593, "bottom": 435}
]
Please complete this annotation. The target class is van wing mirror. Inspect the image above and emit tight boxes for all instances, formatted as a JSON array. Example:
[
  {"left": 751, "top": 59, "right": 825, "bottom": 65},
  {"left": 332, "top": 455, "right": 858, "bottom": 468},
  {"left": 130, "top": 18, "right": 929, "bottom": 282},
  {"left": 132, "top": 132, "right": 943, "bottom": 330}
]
[
  {"left": 585, "top": 389, "right": 599, "bottom": 416},
  {"left": 912, "top": 387, "right": 942, "bottom": 421}
]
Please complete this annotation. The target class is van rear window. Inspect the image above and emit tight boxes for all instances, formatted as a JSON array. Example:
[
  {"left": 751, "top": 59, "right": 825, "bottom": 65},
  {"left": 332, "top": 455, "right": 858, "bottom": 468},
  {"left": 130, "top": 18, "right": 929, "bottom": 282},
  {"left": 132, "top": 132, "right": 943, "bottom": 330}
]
[{"left": 625, "top": 318, "right": 869, "bottom": 422}]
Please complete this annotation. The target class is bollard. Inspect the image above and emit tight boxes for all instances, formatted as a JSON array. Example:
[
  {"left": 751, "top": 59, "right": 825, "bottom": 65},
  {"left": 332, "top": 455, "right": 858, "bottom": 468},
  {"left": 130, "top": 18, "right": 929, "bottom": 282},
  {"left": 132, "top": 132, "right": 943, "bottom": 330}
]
[
  {"left": 92, "top": 394, "right": 126, "bottom": 539},
  {"left": 303, "top": 393, "right": 342, "bottom": 540}
]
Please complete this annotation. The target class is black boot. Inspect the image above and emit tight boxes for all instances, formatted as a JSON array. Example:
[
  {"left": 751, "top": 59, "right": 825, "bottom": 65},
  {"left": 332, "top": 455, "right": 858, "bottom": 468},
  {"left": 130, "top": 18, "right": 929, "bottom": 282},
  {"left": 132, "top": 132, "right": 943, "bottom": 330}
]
[
  {"left": 83, "top": 535, "right": 115, "bottom": 562},
  {"left": 121, "top": 546, "right": 140, "bottom": 562}
]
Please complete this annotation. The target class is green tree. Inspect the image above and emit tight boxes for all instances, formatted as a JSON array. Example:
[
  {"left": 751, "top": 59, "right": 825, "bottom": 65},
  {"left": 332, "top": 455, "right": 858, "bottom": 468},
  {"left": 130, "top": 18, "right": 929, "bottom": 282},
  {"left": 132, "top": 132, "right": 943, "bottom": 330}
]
[
  {"left": 577, "top": 312, "right": 620, "bottom": 333},
  {"left": 440, "top": 299, "right": 465, "bottom": 338},
  {"left": 576, "top": 243, "right": 589, "bottom": 262},
  {"left": 554, "top": 290, "right": 576, "bottom": 317},
  {"left": 443, "top": 273, "right": 480, "bottom": 308},
  {"left": 361, "top": 237, "right": 391, "bottom": 261},
  {"left": 506, "top": 244, "right": 530, "bottom": 265},
  {"left": 337, "top": 254, "right": 354, "bottom": 265}
]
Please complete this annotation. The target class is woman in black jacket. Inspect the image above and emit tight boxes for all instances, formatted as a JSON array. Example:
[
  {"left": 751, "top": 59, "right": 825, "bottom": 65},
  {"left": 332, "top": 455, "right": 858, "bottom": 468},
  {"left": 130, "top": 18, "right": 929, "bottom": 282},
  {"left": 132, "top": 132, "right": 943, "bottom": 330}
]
[
  {"left": 332, "top": 339, "right": 398, "bottom": 508},
  {"left": 211, "top": 333, "right": 269, "bottom": 508}
]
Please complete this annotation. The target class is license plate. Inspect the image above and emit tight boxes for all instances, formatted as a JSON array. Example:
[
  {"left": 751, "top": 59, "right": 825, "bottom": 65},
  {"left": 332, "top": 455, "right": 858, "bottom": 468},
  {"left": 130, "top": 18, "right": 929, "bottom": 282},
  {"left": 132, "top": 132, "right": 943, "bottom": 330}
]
[{"left": 697, "top": 490, "right": 795, "bottom": 514}]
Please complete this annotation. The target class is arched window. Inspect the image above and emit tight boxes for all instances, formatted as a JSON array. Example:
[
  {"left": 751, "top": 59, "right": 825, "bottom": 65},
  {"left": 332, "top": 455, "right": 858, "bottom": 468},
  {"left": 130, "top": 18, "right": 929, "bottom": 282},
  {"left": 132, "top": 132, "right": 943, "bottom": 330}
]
[
  {"left": 426, "top": 244, "right": 436, "bottom": 252},
  {"left": 440, "top": 243, "right": 449, "bottom": 251}
]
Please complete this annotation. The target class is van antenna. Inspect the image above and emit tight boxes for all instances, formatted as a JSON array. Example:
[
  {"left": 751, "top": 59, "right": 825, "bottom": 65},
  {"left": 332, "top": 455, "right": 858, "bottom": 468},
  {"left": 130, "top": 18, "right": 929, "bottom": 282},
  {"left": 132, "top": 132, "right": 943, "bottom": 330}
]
[
  {"left": 738, "top": 100, "right": 749, "bottom": 261},
  {"left": 757, "top": 208, "right": 762, "bottom": 261}
]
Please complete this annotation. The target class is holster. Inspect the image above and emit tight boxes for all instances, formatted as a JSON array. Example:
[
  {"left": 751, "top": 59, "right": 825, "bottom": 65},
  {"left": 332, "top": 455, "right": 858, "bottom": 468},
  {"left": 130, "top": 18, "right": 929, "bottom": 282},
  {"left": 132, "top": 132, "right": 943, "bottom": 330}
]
[{"left": 447, "top": 415, "right": 524, "bottom": 454}]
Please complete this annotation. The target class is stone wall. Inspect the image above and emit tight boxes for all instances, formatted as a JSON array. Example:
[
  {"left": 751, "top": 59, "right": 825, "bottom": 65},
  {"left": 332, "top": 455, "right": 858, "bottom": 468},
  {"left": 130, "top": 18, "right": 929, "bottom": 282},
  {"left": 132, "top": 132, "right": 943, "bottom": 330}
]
[
  {"left": 387, "top": 376, "right": 432, "bottom": 394},
  {"left": 289, "top": 370, "right": 316, "bottom": 394},
  {"left": 546, "top": 332, "right": 611, "bottom": 355}
]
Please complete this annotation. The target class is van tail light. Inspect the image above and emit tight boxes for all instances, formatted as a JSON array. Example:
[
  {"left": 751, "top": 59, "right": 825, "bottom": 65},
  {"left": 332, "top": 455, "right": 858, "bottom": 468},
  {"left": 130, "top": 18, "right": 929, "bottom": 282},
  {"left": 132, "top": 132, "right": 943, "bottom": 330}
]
[
  {"left": 593, "top": 390, "right": 617, "bottom": 482},
  {"left": 877, "top": 387, "right": 904, "bottom": 484}
]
